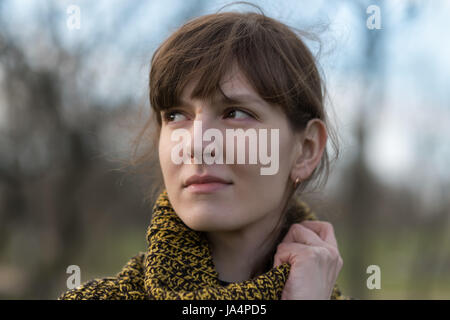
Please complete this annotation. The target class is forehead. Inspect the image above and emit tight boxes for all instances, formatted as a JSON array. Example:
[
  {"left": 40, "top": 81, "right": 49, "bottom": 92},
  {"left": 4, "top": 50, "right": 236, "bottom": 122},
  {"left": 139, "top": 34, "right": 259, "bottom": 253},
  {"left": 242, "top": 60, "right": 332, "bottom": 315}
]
[{"left": 180, "top": 66, "right": 266, "bottom": 107}]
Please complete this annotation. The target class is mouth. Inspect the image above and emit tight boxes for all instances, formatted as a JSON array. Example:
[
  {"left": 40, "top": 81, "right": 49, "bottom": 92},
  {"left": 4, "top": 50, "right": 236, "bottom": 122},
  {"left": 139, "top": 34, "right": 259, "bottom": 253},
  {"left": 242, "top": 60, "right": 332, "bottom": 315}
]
[
  {"left": 185, "top": 182, "right": 232, "bottom": 194},
  {"left": 183, "top": 174, "right": 233, "bottom": 194}
]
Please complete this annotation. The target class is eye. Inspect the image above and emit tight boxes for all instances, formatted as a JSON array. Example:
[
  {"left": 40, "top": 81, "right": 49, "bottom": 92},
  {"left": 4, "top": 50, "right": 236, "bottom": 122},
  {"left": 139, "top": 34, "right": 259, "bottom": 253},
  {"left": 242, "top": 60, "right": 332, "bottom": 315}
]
[
  {"left": 162, "top": 110, "right": 187, "bottom": 123},
  {"left": 224, "top": 108, "right": 254, "bottom": 120}
]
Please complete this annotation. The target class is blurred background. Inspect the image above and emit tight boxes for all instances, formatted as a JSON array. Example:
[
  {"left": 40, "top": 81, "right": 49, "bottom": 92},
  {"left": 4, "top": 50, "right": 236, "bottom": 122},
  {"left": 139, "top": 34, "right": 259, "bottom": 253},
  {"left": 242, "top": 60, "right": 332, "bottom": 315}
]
[{"left": 0, "top": 0, "right": 449, "bottom": 299}]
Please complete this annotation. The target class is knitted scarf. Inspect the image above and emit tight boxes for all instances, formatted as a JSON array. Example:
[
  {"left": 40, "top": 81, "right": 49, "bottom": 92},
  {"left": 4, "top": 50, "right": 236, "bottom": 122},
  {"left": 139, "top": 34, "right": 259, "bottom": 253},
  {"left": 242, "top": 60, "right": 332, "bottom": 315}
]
[{"left": 59, "top": 189, "right": 349, "bottom": 300}]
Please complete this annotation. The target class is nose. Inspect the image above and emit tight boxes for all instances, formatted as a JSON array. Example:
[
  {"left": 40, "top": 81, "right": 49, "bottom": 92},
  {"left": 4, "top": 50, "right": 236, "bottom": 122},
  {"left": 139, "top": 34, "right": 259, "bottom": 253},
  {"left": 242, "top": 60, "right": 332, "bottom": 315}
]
[{"left": 187, "top": 115, "right": 222, "bottom": 163}]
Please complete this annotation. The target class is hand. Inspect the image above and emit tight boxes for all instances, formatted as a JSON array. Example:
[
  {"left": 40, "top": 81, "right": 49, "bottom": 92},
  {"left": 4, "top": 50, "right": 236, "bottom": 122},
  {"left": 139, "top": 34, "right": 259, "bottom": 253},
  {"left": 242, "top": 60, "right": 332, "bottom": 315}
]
[{"left": 273, "top": 220, "right": 343, "bottom": 300}]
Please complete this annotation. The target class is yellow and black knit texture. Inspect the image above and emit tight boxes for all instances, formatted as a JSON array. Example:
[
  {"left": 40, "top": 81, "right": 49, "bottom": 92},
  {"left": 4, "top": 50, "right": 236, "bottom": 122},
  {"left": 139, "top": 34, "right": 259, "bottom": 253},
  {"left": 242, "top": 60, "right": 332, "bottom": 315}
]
[{"left": 59, "top": 189, "right": 351, "bottom": 300}]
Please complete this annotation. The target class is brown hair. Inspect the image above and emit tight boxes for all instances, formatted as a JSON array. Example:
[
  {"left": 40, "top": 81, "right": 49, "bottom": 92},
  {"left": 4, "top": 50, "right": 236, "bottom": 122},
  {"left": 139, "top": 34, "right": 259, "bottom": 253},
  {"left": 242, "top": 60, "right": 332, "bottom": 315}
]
[{"left": 130, "top": 2, "right": 340, "bottom": 278}]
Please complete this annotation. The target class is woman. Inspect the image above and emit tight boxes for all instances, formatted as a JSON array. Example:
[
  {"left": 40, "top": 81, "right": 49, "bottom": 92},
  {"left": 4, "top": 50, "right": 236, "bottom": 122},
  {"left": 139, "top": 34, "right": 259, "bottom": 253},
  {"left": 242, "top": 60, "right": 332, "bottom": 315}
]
[{"left": 59, "top": 7, "right": 351, "bottom": 300}]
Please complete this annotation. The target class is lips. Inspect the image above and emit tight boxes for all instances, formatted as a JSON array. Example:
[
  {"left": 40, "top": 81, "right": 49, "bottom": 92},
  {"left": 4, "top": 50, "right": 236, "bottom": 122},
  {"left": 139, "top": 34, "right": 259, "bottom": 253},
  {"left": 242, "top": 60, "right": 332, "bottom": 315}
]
[{"left": 184, "top": 174, "right": 232, "bottom": 188}]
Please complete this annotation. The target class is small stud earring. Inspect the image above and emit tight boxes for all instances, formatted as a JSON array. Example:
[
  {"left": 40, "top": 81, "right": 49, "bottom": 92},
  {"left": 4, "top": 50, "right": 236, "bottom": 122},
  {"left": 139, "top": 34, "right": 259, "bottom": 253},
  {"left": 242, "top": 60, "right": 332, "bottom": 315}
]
[{"left": 294, "top": 177, "right": 300, "bottom": 188}]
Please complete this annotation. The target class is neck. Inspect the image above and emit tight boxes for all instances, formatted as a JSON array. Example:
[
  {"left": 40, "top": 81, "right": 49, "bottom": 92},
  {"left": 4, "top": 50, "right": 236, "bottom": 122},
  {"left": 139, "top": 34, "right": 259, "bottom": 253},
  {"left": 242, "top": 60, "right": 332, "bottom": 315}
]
[{"left": 205, "top": 210, "right": 283, "bottom": 283}]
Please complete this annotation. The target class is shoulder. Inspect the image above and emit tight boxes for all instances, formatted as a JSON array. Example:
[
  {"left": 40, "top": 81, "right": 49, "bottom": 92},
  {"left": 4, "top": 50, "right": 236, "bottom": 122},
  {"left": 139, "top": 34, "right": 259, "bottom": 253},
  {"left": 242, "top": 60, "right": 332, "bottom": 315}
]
[{"left": 58, "top": 252, "right": 147, "bottom": 300}]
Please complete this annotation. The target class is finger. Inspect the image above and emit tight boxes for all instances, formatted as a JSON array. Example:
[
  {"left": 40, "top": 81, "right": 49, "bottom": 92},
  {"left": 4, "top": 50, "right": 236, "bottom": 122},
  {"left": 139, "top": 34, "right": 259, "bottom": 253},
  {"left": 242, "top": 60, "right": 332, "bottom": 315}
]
[
  {"left": 281, "top": 223, "right": 326, "bottom": 247},
  {"left": 273, "top": 242, "right": 309, "bottom": 267},
  {"left": 273, "top": 242, "right": 328, "bottom": 267},
  {"left": 300, "top": 220, "right": 338, "bottom": 248}
]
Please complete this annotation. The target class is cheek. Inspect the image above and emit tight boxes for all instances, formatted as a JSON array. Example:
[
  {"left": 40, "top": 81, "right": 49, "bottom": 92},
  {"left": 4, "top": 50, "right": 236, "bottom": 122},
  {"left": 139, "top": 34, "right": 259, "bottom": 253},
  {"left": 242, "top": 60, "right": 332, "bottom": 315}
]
[
  {"left": 230, "top": 136, "right": 290, "bottom": 214},
  {"left": 278, "top": 138, "right": 294, "bottom": 169},
  {"left": 158, "top": 131, "right": 177, "bottom": 180}
]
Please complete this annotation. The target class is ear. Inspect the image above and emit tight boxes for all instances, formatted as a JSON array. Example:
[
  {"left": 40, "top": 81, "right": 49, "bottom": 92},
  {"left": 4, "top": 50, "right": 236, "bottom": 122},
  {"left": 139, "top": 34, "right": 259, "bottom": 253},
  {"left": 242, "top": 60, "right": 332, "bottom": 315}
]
[{"left": 290, "top": 119, "right": 328, "bottom": 182}]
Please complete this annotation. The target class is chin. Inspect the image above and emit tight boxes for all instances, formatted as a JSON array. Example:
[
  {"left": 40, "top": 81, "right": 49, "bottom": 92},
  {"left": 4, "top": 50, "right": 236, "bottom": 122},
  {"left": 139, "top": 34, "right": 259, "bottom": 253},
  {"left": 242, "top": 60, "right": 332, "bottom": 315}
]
[
  {"left": 179, "top": 213, "right": 218, "bottom": 231},
  {"left": 178, "top": 210, "right": 233, "bottom": 232}
]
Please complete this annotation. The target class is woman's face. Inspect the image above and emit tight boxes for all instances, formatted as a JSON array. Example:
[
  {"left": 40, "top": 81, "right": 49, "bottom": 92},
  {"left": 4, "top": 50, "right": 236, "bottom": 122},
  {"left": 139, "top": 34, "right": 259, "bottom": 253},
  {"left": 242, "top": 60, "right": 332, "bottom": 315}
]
[{"left": 158, "top": 67, "right": 305, "bottom": 232}]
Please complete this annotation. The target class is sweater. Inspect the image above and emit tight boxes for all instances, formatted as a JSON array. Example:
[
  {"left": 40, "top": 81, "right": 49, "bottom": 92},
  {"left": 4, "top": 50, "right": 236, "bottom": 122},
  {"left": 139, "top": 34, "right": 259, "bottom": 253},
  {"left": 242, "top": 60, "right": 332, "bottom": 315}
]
[{"left": 59, "top": 189, "right": 351, "bottom": 300}]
